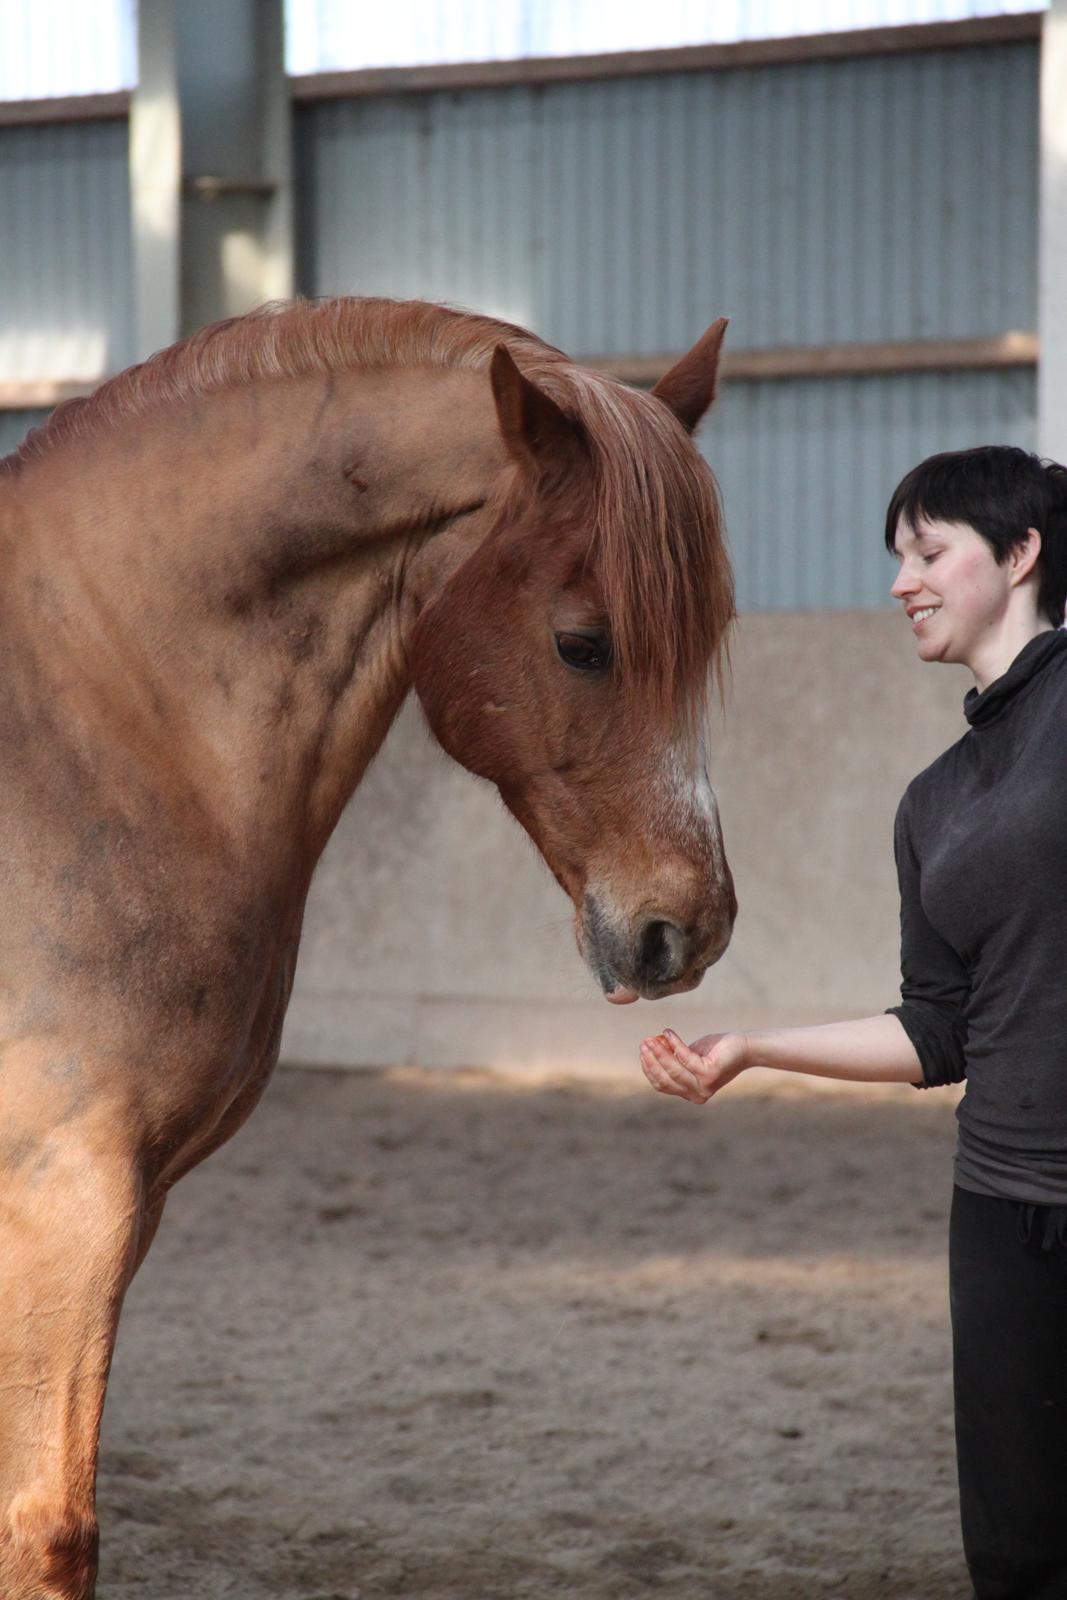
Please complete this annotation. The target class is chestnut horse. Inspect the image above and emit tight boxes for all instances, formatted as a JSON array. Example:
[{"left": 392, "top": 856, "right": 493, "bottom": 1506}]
[{"left": 0, "top": 296, "right": 735, "bottom": 1598}]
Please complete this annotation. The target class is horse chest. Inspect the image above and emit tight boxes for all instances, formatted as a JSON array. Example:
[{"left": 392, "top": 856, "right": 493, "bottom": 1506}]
[{"left": 155, "top": 938, "right": 300, "bottom": 1174}]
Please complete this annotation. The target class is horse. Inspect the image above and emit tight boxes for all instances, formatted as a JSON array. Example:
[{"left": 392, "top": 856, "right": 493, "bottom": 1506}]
[{"left": 0, "top": 294, "right": 735, "bottom": 1598}]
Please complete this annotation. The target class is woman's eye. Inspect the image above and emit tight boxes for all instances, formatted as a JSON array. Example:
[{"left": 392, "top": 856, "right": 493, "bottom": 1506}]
[
  {"left": 923, "top": 552, "right": 941, "bottom": 565},
  {"left": 555, "top": 632, "right": 612, "bottom": 671}
]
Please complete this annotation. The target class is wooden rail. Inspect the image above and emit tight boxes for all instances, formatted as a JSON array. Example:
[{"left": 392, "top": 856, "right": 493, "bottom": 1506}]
[
  {"left": 0, "top": 333, "right": 1039, "bottom": 412},
  {"left": 597, "top": 332, "right": 1040, "bottom": 386},
  {"left": 0, "top": 91, "right": 129, "bottom": 127},
  {"left": 0, "top": 379, "right": 102, "bottom": 409}
]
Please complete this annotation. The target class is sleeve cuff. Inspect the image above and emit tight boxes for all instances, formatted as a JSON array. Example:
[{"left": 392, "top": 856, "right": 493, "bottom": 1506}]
[{"left": 886, "top": 1003, "right": 967, "bottom": 1089}]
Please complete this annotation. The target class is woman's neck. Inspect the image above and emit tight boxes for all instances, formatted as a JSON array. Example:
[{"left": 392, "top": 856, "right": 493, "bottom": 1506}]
[{"left": 967, "top": 610, "right": 1051, "bottom": 693}]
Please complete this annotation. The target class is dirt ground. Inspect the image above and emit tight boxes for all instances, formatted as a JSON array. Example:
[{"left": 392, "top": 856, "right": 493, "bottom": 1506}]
[{"left": 98, "top": 1066, "right": 971, "bottom": 1600}]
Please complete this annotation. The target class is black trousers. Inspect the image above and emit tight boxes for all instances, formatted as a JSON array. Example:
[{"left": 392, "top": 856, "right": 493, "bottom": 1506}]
[{"left": 950, "top": 1185, "right": 1067, "bottom": 1600}]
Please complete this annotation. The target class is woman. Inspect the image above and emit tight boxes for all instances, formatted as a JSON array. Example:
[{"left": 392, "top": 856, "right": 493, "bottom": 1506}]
[{"left": 640, "top": 445, "right": 1067, "bottom": 1600}]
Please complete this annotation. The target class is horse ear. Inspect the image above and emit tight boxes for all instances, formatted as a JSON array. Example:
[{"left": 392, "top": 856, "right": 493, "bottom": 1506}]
[
  {"left": 489, "top": 345, "right": 588, "bottom": 480},
  {"left": 651, "top": 318, "right": 729, "bottom": 434}
]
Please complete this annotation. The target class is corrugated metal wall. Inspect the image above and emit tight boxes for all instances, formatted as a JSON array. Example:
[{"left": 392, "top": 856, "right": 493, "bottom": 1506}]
[
  {"left": 0, "top": 38, "right": 1040, "bottom": 605},
  {"left": 713, "top": 368, "right": 1035, "bottom": 607},
  {"left": 289, "top": 0, "right": 1045, "bottom": 73},
  {"left": 0, "top": 411, "right": 48, "bottom": 459},
  {"left": 295, "top": 38, "right": 1039, "bottom": 607},
  {"left": 0, "top": 0, "right": 1044, "bottom": 95},
  {"left": 0, "top": 120, "right": 133, "bottom": 382},
  {"left": 0, "top": 0, "right": 135, "bottom": 100},
  {"left": 297, "top": 45, "right": 1037, "bottom": 351}
]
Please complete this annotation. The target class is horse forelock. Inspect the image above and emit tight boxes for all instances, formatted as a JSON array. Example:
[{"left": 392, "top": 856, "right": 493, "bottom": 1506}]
[
  {"left": 557, "top": 373, "right": 734, "bottom": 733},
  {"left": 0, "top": 295, "right": 734, "bottom": 720}
]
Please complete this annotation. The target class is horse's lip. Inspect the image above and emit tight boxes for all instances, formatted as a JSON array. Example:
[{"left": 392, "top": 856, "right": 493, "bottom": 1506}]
[
  {"left": 605, "top": 985, "right": 639, "bottom": 1005},
  {"left": 603, "top": 965, "right": 709, "bottom": 1004},
  {"left": 638, "top": 967, "right": 709, "bottom": 1002}
]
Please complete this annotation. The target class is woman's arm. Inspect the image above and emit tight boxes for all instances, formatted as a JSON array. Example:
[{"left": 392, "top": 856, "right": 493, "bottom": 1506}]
[
  {"left": 886, "top": 796, "right": 969, "bottom": 1088},
  {"left": 642, "top": 791, "right": 972, "bottom": 1107},
  {"left": 640, "top": 1013, "right": 922, "bottom": 1105}
]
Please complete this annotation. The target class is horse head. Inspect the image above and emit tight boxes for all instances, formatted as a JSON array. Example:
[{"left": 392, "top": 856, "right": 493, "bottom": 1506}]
[{"left": 411, "top": 324, "right": 736, "bottom": 1004}]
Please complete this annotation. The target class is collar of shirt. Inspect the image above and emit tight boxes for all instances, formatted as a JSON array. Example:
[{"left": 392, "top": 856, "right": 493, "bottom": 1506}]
[{"left": 964, "top": 628, "right": 1067, "bottom": 728}]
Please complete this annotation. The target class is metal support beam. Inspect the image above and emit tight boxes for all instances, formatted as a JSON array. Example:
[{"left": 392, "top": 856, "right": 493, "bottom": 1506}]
[
  {"left": 1039, "top": 1, "right": 1067, "bottom": 462},
  {"left": 129, "top": 0, "right": 293, "bottom": 361}
]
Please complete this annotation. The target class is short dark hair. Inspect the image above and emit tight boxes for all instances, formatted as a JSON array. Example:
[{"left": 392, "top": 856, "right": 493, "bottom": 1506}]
[{"left": 884, "top": 445, "right": 1067, "bottom": 627}]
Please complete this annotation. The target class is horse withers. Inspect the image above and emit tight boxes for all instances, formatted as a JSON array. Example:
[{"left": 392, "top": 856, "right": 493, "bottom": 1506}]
[{"left": 0, "top": 296, "right": 735, "bottom": 1598}]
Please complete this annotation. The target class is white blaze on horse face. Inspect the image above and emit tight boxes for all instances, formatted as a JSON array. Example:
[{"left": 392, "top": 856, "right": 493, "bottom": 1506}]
[
  {"left": 660, "top": 727, "right": 726, "bottom": 862},
  {"left": 656, "top": 729, "right": 734, "bottom": 951},
  {"left": 582, "top": 727, "right": 733, "bottom": 995},
  {"left": 651, "top": 730, "right": 735, "bottom": 982}
]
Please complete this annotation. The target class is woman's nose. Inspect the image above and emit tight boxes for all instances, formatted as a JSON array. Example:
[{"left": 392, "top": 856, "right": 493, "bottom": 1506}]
[{"left": 891, "top": 567, "right": 919, "bottom": 599}]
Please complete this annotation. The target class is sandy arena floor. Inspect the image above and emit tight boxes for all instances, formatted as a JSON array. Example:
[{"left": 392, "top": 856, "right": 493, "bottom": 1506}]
[{"left": 98, "top": 1066, "right": 971, "bottom": 1600}]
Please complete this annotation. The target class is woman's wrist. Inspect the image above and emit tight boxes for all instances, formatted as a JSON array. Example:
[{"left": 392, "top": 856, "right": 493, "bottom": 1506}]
[{"left": 734, "top": 1030, "right": 762, "bottom": 1070}]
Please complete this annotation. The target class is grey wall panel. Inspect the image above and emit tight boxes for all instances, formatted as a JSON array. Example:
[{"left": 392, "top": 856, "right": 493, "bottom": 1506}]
[
  {"left": 286, "top": 0, "right": 1045, "bottom": 74},
  {"left": 295, "top": 42, "right": 1038, "bottom": 610},
  {"left": 0, "top": 0, "right": 135, "bottom": 100},
  {"left": 0, "top": 120, "right": 133, "bottom": 380},
  {"left": 0, "top": 409, "right": 47, "bottom": 459},
  {"left": 710, "top": 366, "right": 1037, "bottom": 609},
  {"left": 295, "top": 40, "right": 1038, "bottom": 354}
]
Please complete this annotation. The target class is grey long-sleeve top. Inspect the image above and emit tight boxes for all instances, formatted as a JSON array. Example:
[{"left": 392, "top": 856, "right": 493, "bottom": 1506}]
[{"left": 887, "top": 627, "right": 1067, "bottom": 1204}]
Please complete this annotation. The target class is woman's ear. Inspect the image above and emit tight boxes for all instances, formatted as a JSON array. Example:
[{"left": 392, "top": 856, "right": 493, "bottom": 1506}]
[{"left": 1010, "top": 526, "right": 1043, "bottom": 587}]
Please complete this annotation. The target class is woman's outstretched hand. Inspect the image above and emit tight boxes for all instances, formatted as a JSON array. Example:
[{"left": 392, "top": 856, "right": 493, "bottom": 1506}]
[{"left": 639, "top": 1029, "right": 750, "bottom": 1104}]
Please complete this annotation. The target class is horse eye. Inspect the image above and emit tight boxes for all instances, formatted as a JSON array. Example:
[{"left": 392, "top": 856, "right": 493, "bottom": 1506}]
[{"left": 555, "top": 632, "right": 612, "bottom": 671}]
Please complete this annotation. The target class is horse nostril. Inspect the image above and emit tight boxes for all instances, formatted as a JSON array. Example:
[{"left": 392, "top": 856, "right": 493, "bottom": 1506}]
[{"left": 637, "top": 919, "right": 687, "bottom": 985}]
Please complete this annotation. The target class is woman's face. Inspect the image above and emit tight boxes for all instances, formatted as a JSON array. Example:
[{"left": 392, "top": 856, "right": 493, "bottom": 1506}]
[{"left": 890, "top": 516, "right": 1016, "bottom": 666}]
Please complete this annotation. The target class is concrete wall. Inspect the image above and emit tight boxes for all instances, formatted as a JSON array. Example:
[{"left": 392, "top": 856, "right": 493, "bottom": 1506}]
[{"left": 281, "top": 611, "right": 969, "bottom": 1074}]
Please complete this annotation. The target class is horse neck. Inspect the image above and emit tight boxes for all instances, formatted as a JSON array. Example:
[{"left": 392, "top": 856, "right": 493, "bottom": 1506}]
[{"left": 4, "top": 365, "right": 509, "bottom": 876}]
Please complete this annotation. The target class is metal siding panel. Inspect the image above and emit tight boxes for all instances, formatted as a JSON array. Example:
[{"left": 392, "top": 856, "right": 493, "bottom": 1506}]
[
  {"left": 0, "top": 120, "right": 132, "bottom": 380},
  {"left": 297, "top": 42, "right": 1037, "bottom": 354},
  {"left": 0, "top": 2, "right": 1047, "bottom": 93},
  {"left": 711, "top": 368, "right": 1037, "bottom": 610},
  {"left": 287, "top": 1, "right": 1047, "bottom": 71},
  {"left": 0, "top": 0, "right": 135, "bottom": 100},
  {"left": 0, "top": 410, "right": 48, "bottom": 459},
  {"left": 282, "top": 45, "right": 1038, "bottom": 614}
]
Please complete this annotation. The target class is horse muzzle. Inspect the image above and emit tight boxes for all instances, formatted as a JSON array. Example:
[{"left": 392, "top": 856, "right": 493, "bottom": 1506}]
[{"left": 580, "top": 887, "right": 736, "bottom": 1005}]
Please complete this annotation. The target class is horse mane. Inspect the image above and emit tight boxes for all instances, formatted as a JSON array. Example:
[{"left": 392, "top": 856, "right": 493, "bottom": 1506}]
[{"left": 2, "top": 296, "right": 733, "bottom": 723}]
